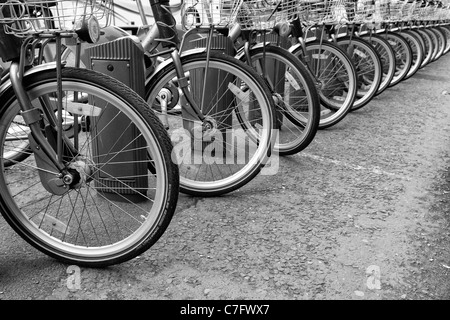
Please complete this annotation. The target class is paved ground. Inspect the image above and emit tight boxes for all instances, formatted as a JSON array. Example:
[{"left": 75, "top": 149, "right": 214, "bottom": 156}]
[{"left": 1, "top": 44, "right": 450, "bottom": 303}]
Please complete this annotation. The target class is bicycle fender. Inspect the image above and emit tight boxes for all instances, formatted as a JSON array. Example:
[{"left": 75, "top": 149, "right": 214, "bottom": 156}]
[
  {"left": 145, "top": 48, "right": 206, "bottom": 87},
  {"left": 0, "top": 62, "right": 58, "bottom": 97},
  {"left": 288, "top": 36, "right": 326, "bottom": 54},
  {"left": 288, "top": 43, "right": 302, "bottom": 54},
  {"left": 234, "top": 42, "right": 271, "bottom": 60},
  {"left": 288, "top": 33, "right": 319, "bottom": 54}
]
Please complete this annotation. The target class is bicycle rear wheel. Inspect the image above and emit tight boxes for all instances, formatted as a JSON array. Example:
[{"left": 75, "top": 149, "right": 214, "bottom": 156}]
[
  {"left": 0, "top": 67, "right": 179, "bottom": 267},
  {"left": 146, "top": 51, "right": 276, "bottom": 196}
]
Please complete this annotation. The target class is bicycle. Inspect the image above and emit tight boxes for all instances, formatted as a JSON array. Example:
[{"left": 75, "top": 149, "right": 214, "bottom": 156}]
[
  {"left": 0, "top": 0, "right": 180, "bottom": 267},
  {"left": 287, "top": 0, "right": 359, "bottom": 129},
  {"left": 143, "top": 0, "right": 279, "bottom": 196}
]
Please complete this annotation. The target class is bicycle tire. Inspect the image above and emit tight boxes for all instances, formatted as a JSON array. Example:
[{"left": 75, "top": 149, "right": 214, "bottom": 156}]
[
  {"left": 413, "top": 28, "right": 434, "bottom": 68},
  {"left": 422, "top": 28, "right": 439, "bottom": 63},
  {"left": 0, "top": 67, "right": 179, "bottom": 267},
  {"left": 382, "top": 31, "right": 412, "bottom": 87},
  {"left": 438, "top": 25, "right": 450, "bottom": 55},
  {"left": 145, "top": 51, "right": 276, "bottom": 196},
  {"left": 398, "top": 30, "right": 424, "bottom": 81},
  {"left": 359, "top": 32, "right": 396, "bottom": 96},
  {"left": 291, "top": 40, "right": 357, "bottom": 129},
  {"left": 429, "top": 27, "right": 446, "bottom": 62},
  {"left": 237, "top": 45, "right": 320, "bottom": 155},
  {"left": 334, "top": 36, "right": 382, "bottom": 111}
]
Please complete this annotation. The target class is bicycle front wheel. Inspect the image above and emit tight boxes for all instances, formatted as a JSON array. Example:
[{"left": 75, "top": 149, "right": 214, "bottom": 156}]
[
  {"left": 383, "top": 31, "right": 412, "bottom": 87},
  {"left": 429, "top": 27, "right": 446, "bottom": 62},
  {"left": 238, "top": 45, "right": 320, "bottom": 156},
  {"left": 335, "top": 36, "right": 382, "bottom": 111},
  {"left": 399, "top": 30, "right": 424, "bottom": 80},
  {"left": 414, "top": 28, "right": 434, "bottom": 68},
  {"left": 292, "top": 41, "right": 357, "bottom": 129},
  {"left": 0, "top": 67, "right": 179, "bottom": 267},
  {"left": 438, "top": 25, "right": 450, "bottom": 55},
  {"left": 360, "top": 33, "right": 396, "bottom": 96},
  {"left": 146, "top": 52, "right": 276, "bottom": 196}
]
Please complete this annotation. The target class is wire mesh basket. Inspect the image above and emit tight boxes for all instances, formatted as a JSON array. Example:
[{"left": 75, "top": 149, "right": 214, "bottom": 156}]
[
  {"left": 234, "top": 0, "right": 299, "bottom": 30},
  {"left": 349, "top": 0, "right": 375, "bottom": 23},
  {"left": 181, "top": 0, "right": 299, "bottom": 30},
  {"left": 343, "top": 0, "right": 407, "bottom": 24},
  {"left": 377, "top": 0, "right": 403, "bottom": 21},
  {"left": 437, "top": 4, "right": 450, "bottom": 21},
  {"left": 413, "top": 0, "right": 435, "bottom": 20},
  {"left": 298, "top": 0, "right": 352, "bottom": 25},
  {"left": 428, "top": 1, "right": 444, "bottom": 21},
  {"left": 344, "top": 0, "right": 423, "bottom": 24},
  {"left": 0, "top": 0, "right": 113, "bottom": 37},
  {"left": 336, "top": 0, "right": 377, "bottom": 23},
  {"left": 396, "top": 0, "right": 418, "bottom": 21},
  {"left": 181, "top": 0, "right": 234, "bottom": 28}
]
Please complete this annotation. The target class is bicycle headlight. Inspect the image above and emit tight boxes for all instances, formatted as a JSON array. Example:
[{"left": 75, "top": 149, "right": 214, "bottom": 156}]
[{"left": 75, "top": 16, "right": 101, "bottom": 44}]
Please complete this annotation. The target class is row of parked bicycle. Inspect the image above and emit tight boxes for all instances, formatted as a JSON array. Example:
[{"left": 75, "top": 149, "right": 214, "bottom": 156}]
[
  {"left": 0, "top": 0, "right": 448, "bottom": 268},
  {"left": 173, "top": 0, "right": 450, "bottom": 192}
]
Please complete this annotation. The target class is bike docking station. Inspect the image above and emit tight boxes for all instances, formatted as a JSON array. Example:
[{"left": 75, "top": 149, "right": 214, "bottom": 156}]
[{"left": 87, "top": 37, "right": 149, "bottom": 202}]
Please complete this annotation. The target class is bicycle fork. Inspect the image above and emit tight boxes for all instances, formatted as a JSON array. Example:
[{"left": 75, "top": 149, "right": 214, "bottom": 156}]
[
  {"left": 287, "top": 19, "right": 324, "bottom": 92},
  {"left": 142, "top": 22, "right": 220, "bottom": 134},
  {"left": 9, "top": 39, "right": 80, "bottom": 195}
]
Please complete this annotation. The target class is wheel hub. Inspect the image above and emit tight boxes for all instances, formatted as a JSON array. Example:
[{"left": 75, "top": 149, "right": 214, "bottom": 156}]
[
  {"left": 66, "top": 157, "right": 94, "bottom": 189},
  {"left": 202, "top": 116, "right": 219, "bottom": 140}
]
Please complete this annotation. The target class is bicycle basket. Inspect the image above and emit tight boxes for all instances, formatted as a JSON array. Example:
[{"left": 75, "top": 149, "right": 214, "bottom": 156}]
[
  {"left": 413, "top": 0, "right": 433, "bottom": 21},
  {"left": 298, "top": 0, "right": 352, "bottom": 25},
  {"left": 181, "top": 0, "right": 299, "bottom": 30},
  {"left": 371, "top": 0, "right": 402, "bottom": 22},
  {"left": 233, "top": 0, "right": 299, "bottom": 30},
  {"left": 437, "top": 4, "right": 450, "bottom": 21},
  {"left": 398, "top": 0, "right": 418, "bottom": 21},
  {"left": 0, "top": 0, "right": 113, "bottom": 37},
  {"left": 181, "top": 0, "right": 236, "bottom": 29}
]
